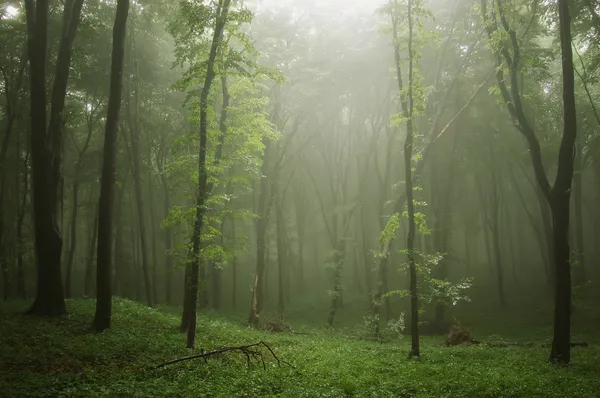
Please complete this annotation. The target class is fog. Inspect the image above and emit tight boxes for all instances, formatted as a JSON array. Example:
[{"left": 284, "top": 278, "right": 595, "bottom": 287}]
[{"left": 1, "top": 0, "right": 599, "bottom": 394}]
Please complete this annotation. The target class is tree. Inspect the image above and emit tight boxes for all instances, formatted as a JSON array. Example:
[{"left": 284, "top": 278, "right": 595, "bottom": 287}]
[
  {"left": 551, "top": 0, "right": 577, "bottom": 365},
  {"left": 184, "top": 0, "right": 231, "bottom": 349},
  {"left": 24, "top": 0, "right": 84, "bottom": 316},
  {"left": 394, "top": 0, "right": 420, "bottom": 358},
  {"left": 91, "top": 0, "right": 129, "bottom": 332},
  {"left": 480, "top": 0, "right": 578, "bottom": 363}
]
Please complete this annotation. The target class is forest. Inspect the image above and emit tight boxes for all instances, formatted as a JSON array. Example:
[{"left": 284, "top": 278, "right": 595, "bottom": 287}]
[{"left": 1, "top": 0, "right": 599, "bottom": 396}]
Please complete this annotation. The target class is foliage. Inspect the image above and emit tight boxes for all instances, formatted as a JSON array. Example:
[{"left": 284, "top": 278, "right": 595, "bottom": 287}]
[{"left": 385, "top": 251, "right": 473, "bottom": 316}]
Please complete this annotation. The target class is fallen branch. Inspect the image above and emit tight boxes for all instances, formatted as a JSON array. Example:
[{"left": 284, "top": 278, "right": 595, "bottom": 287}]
[
  {"left": 461, "top": 340, "right": 588, "bottom": 348},
  {"left": 155, "top": 341, "right": 294, "bottom": 370}
]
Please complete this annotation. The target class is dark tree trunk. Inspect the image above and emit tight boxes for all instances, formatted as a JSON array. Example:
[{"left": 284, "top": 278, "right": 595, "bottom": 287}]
[
  {"left": 126, "top": 46, "right": 154, "bottom": 307},
  {"left": 113, "top": 173, "right": 128, "bottom": 296},
  {"left": 66, "top": 108, "right": 95, "bottom": 298},
  {"left": 359, "top": 207, "right": 372, "bottom": 294},
  {"left": 230, "top": 213, "right": 237, "bottom": 310},
  {"left": 211, "top": 260, "right": 221, "bottom": 310},
  {"left": 481, "top": 0, "right": 576, "bottom": 364},
  {"left": 16, "top": 147, "right": 29, "bottom": 299},
  {"left": 393, "top": 0, "right": 419, "bottom": 357},
  {"left": 161, "top": 174, "right": 173, "bottom": 304},
  {"left": 549, "top": 0, "right": 577, "bottom": 365},
  {"left": 180, "top": 262, "right": 191, "bottom": 332},
  {"left": 25, "top": 0, "right": 85, "bottom": 316},
  {"left": 275, "top": 188, "right": 285, "bottom": 317},
  {"left": 249, "top": 139, "right": 273, "bottom": 327},
  {"left": 327, "top": 241, "right": 344, "bottom": 327},
  {"left": 572, "top": 141, "right": 586, "bottom": 284},
  {"left": 293, "top": 184, "right": 306, "bottom": 293},
  {"left": 92, "top": 0, "right": 129, "bottom": 331},
  {"left": 85, "top": 207, "right": 99, "bottom": 297},
  {"left": 148, "top": 178, "right": 160, "bottom": 304},
  {"left": 65, "top": 182, "right": 79, "bottom": 298},
  {"left": 185, "top": 0, "right": 231, "bottom": 348}
]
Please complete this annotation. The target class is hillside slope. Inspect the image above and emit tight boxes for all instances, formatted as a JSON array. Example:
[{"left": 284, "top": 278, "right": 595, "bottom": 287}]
[{"left": 1, "top": 298, "right": 599, "bottom": 397}]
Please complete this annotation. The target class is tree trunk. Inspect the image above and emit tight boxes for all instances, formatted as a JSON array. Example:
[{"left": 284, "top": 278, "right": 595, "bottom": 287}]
[
  {"left": 393, "top": 0, "right": 419, "bottom": 357},
  {"left": 572, "top": 141, "right": 586, "bottom": 284},
  {"left": 249, "top": 139, "right": 273, "bottom": 327},
  {"left": 65, "top": 181, "right": 79, "bottom": 298},
  {"left": 126, "top": 52, "right": 154, "bottom": 307},
  {"left": 180, "top": 262, "right": 191, "bottom": 332},
  {"left": 161, "top": 174, "right": 173, "bottom": 304},
  {"left": 85, "top": 205, "right": 99, "bottom": 297},
  {"left": 327, "top": 243, "right": 344, "bottom": 327},
  {"left": 550, "top": 0, "right": 577, "bottom": 364},
  {"left": 185, "top": 0, "right": 231, "bottom": 348},
  {"left": 16, "top": 148, "right": 29, "bottom": 299},
  {"left": 92, "top": 0, "right": 129, "bottom": 331},
  {"left": 275, "top": 189, "right": 285, "bottom": 318},
  {"left": 25, "top": 0, "right": 85, "bottom": 316},
  {"left": 148, "top": 178, "right": 160, "bottom": 304},
  {"left": 113, "top": 173, "right": 128, "bottom": 296},
  {"left": 231, "top": 214, "right": 237, "bottom": 310}
]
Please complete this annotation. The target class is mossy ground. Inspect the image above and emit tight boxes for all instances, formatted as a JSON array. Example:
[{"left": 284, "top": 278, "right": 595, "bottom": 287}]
[{"left": 1, "top": 297, "right": 599, "bottom": 397}]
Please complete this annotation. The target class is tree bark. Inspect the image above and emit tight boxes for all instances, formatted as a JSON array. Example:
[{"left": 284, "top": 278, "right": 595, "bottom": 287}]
[
  {"left": 161, "top": 173, "right": 173, "bottom": 304},
  {"left": 92, "top": 0, "right": 129, "bottom": 331},
  {"left": 185, "top": 0, "right": 231, "bottom": 348},
  {"left": 84, "top": 206, "right": 99, "bottom": 297},
  {"left": 572, "top": 140, "right": 586, "bottom": 284},
  {"left": 25, "top": 0, "right": 84, "bottom": 316},
  {"left": 228, "top": 183, "right": 237, "bottom": 310},
  {"left": 249, "top": 139, "right": 273, "bottom": 327},
  {"left": 392, "top": 0, "right": 419, "bottom": 357},
  {"left": 148, "top": 177, "right": 160, "bottom": 304},
  {"left": 16, "top": 147, "right": 30, "bottom": 299},
  {"left": 549, "top": 0, "right": 577, "bottom": 365},
  {"left": 481, "top": 0, "right": 577, "bottom": 364},
  {"left": 65, "top": 114, "right": 94, "bottom": 298},
  {"left": 125, "top": 31, "right": 154, "bottom": 308},
  {"left": 275, "top": 182, "right": 285, "bottom": 318}
]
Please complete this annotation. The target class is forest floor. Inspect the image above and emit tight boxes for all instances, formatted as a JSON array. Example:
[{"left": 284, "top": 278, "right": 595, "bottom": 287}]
[{"left": 1, "top": 298, "right": 600, "bottom": 397}]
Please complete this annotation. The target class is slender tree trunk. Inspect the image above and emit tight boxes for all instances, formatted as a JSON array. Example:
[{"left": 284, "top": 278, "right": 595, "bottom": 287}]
[
  {"left": 148, "top": 178, "right": 160, "bottom": 304},
  {"left": 394, "top": 0, "right": 419, "bottom": 357},
  {"left": 231, "top": 215, "right": 237, "bottom": 310},
  {"left": 65, "top": 181, "right": 79, "bottom": 298},
  {"left": 126, "top": 71, "right": 154, "bottom": 307},
  {"left": 185, "top": 0, "right": 231, "bottom": 348},
  {"left": 113, "top": 173, "right": 128, "bottom": 296},
  {"left": 327, "top": 243, "right": 344, "bottom": 327},
  {"left": 275, "top": 188, "right": 285, "bottom": 318},
  {"left": 359, "top": 207, "right": 372, "bottom": 294},
  {"left": 293, "top": 188, "right": 306, "bottom": 293},
  {"left": 92, "top": 0, "right": 129, "bottom": 331},
  {"left": 180, "top": 262, "right": 191, "bottom": 332},
  {"left": 572, "top": 141, "right": 586, "bottom": 284},
  {"left": 249, "top": 139, "right": 273, "bottom": 327},
  {"left": 550, "top": 0, "right": 577, "bottom": 364},
  {"left": 85, "top": 207, "right": 99, "bottom": 297},
  {"left": 16, "top": 148, "right": 29, "bottom": 299},
  {"left": 161, "top": 174, "right": 173, "bottom": 304}
]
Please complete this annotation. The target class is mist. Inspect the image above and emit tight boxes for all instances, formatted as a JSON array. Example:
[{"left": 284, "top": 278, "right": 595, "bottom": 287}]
[{"left": 1, "top": 0, "right": 599, "bottom": 395}]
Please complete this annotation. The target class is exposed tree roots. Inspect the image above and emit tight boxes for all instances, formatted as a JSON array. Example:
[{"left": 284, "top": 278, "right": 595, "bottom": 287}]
[{"left": 155, "top": 341, "right": 294, "bottom": 370}]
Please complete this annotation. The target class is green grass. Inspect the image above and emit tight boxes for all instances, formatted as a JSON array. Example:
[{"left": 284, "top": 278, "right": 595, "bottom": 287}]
[{"left": 1, "top": 298, "right": 599, "bottom": 397}]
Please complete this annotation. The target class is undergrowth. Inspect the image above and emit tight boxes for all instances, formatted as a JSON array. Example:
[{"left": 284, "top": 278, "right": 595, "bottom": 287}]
[{"left": 1, "top": 298, "right": 599, "bottom": 397}]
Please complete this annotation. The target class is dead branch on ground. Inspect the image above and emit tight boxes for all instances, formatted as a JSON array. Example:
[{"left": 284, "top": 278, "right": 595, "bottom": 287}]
[{"left": 155, "top": 341, "right": 294, "bottom": 370}]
